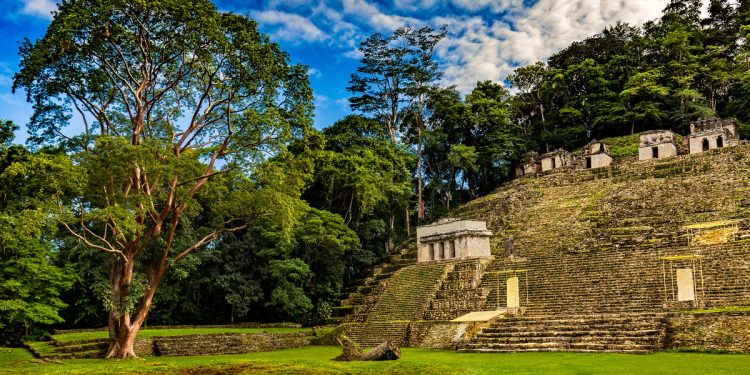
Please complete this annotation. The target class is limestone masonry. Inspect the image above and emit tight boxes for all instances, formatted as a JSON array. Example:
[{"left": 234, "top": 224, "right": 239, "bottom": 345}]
[
  {"left": 416, "top": 219, "right": 492, "bottom": 262},
  {"left": 330, "top": 132, "right": 750, "bottom": 354}
]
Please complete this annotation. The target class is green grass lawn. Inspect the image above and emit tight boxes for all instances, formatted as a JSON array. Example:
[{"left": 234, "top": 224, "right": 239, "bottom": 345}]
[
  {"left": 3, "top": 345, "right": 750, "bottom": 374},
  {"left": 52, "top": 327, "right": 310, "bottom": 343}
]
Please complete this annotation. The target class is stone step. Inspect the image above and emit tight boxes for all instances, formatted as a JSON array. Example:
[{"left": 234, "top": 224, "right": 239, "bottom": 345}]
[
  {"left": 458, "top": 347, "right": 651, "bottom": 354},
  {"left": 473, "top": 335, "right": 659, "bottom": 344},
  {"left": 476, "top": 329, "right": 662, "bottom": 338}
]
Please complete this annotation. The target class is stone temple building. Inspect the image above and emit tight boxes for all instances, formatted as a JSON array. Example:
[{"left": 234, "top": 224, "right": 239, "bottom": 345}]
[
  {"left": 688, "top": 118, "right": 739, "bottom": 154},
  {"left": 639, "top": 130, "right": 677, "bottom": 161},
  {"left": 514, "top": 151, "right": 541, "bottom": 177},
  {"left": 580, "top": 141, "right": 612, "bottom": 169},
  {"left": 539, "top": 149, "right": 572, "bottom": 172},
  {"left": 416, "top": 219, "right": 492, "bottom": 263}
]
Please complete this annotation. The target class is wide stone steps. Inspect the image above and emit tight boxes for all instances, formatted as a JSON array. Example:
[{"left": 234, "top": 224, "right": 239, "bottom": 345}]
[
  {"left": 459, "top": 343, "right": 654, "bottom": 354},
  {"left": 460, "top": 313, "right": 666, "bottom": 354}
]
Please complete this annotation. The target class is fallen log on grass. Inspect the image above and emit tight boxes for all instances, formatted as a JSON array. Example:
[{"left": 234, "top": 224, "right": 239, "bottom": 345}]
[
  {"left": 332, "top": 335, "right": 401, "bottom": 361},
  {"left": 359, "top": 340, "right": 401, "bottom": 361}
]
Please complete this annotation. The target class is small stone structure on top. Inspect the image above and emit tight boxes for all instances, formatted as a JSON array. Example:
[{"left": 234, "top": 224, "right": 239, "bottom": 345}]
[
  {"left": 416, "top": 218, "right": 493, "bottom": 263},
  {"left": 580, "top": 141, "right": 612, "bottom": 169},
  {"left": 639, "top": 130, "right": 677, "bottom": 161},
  {"left": 540, "top": 149, "right": 573, "bottom": 172},
  {"left": 687, "top": 118, "right": 740, "bottom": 154},
  {"left": 515, "top": 151, "right": 541, "bottom": 178}
]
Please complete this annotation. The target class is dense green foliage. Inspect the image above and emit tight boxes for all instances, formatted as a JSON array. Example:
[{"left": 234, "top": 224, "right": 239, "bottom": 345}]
[{"left": 0, "top": 122, "right": 74, "bottom": 345}]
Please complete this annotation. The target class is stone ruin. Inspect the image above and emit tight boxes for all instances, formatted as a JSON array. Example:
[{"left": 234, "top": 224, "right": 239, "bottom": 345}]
[
  {"left": 580, "top": 140, "right": 613, "bottom": 169},
  {"left": 330, "top": 129, "right": 750, "bottom": 355},
  {"left": 688, "top": 118, "right": 740, "bottom": 154},
  {"left": 514, "top": 151, "right": 541, "bottom": 178},
  {"left": 416, "top": 218, "right": 492, "bottom": 263},
  {"left": 539, "top": 149, "right": 573, "bottom": 172},
  {"left": 639, "top": 130, "right": 677, "bottom": 161}
]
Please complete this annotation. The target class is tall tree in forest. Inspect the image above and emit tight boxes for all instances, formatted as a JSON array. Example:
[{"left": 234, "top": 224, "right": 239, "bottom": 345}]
[
  {"left": 13, "top": 0, "right": 312, "bottom": 358},
  {"left": 508, "top": 62, "right": 550, "bottom": 151},
  {"left": 402, "top": 26, "right": 446, "bottom": 222},
  {"left": 348, "top": 26, "right": 445, "bottom": 244},
  {"left": 302, "top": 115, "right": 411, "bottom": 254}
]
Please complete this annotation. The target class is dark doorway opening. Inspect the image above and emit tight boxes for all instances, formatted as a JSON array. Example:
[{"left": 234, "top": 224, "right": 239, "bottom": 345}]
[
  {"left": 551, "top": 158, "right": 556, "bottom": 169},
  {"left": 585, "top": 157, "right": 592, "bottom": 169},
  {"left": 717, "top": 136, "right": 724, "bottom": 148},
  {"left": 702, "top": 139, "right": 709, "bottom": 152},
  {"left": 652, "top": 147, "right": 659, "bottom": 159}
]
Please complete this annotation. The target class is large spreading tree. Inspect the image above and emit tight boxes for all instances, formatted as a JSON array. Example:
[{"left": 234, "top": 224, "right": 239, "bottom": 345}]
[{"left": 13, "top": 0, "right": 312, "bottom": 358}]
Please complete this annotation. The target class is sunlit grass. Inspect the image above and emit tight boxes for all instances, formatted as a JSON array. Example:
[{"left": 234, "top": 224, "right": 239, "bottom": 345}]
[{"left": 3, "top": 345, "right": 750, "bottom": 374}]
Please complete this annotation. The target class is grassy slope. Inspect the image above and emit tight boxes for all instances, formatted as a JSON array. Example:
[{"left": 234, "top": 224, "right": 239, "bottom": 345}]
[
  {"left": 51, "top": 327, "right": 310, "bottom": 343},
  {"left": 3, "top": 346, "right": 750, "bottom": 374}
]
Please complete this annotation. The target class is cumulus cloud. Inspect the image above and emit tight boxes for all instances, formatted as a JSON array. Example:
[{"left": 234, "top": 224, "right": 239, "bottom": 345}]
[
  {"left": 20, "top": 0, "right": 56, "bottom": 19},
  {"left": 251, "top": 0, "right": 673, "bottom": 92},
  {"left": 308, "top": 67, "right": 322, "bottom": 78},
  {"left": 341, "top": 0, "right": 421, "bottom": 32},
  {"left": 434, "top": 0, "right": 670, "bottom": 92},
  {"left": 254, "top": 10, "right": 327, "bottom": 43}
]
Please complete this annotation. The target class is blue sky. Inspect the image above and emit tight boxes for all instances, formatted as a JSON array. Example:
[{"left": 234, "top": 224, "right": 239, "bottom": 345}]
[{"left": 0, "top": 0, "right": 675, "bottom": 143}]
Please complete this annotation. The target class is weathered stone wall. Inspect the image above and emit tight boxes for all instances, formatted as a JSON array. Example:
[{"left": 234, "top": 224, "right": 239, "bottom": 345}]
[
  {"left": 142, "top": 332, "right": 310, "bottom": 357},
  {"left": 639, "top": 142, "right": 677, "bottom": 161},
  {"left": 588, "top": 153, "right": 613, "bottom": 168},
  {"left": 453, "top": 145, "right": 750, "bottom": 316},
  {"left": 666, "top": 312, "right": 750, "bottom": 352},
  {"left": 689, "top": 132, "right": 737, "bottom": 154},
  {"left": 408, "top": 321, "right": 464, "bottom": 348},
  {"left": 336, "top": 320, "right": 465, "bottom": 349}
]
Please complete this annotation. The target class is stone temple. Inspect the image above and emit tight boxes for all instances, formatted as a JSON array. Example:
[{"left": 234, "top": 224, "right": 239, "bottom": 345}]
[
  {"left": 639, "top": 130, "right": 677, "bottom": 161},
  {"left": 688, "top": 118, "right": 740, "bottom": 154},
  {"left": 416, "top": 219, "right": 492, "bottom": 262},
  {"left": 328, "top": 127, "right": 750, "bottom": 354}
]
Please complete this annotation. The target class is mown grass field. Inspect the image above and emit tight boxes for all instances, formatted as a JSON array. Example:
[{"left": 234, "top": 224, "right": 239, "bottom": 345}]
[
  {"left": 3, "top": 345, "right": 750, "bottom": 374},
  {"left": 51, "top": 327, "right": 310, "bottom": 343}
]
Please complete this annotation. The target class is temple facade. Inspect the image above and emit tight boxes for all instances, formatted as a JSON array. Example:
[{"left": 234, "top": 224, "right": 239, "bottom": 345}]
[{"left": 416, "top": 219, "right": 493, "bottom": 263}]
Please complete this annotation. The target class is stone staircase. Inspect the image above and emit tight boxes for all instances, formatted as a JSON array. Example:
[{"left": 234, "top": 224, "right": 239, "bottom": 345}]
[
  {"left": 25, "top": 338, "right": 108, "bottom": 360},
  {"left": 424, "top": 258, "right": 492, "bottom": 320},
  {"left": 459, "top": 313, "right": 666, "bottom": 353},
  {"left": 330, "top": 245, "right": 417, "bottom": 323},
  {"left": 365, "top": 262, "right": 449, "bottom": 322}
]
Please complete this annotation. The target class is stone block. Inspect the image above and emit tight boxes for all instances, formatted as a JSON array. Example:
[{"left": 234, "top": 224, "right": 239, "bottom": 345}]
[
  {"left": 676, "top": 268, "right": 695, "bottom": 302},
  {"left": 507, "top": 277, "right": 520, "bottom": 308}
]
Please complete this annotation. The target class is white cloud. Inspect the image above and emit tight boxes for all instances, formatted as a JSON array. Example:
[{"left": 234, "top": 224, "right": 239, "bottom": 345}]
[
  {"left": 254, "top": 10, "right": 327, "bottom": 43},
  {"left": 433, "top": 0, "right": 670, "bottom": 92},
  {"left": 314, "top": 94, "right": 330, "bottom": 109},
  {"left": 308, "top": 67, "right": 322, "bottom": 78},
  {"left": 250, "top": 0, "right": 673, "bottom": 93},
  {"left": 20, "top": 0, "right": 56, "bottom": 19},
  {"left": 341, "top": 0, "right": 421, "bottom": 32}
]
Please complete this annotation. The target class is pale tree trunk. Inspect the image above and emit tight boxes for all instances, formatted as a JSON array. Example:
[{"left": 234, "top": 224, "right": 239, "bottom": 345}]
[
  {"left": 539, "top": 102, "right": 549, "bottom": 153},
  {"left": 404, "top": 207, "right": 410, "bottom": 237},
  {"left": 416, "top": 122, "right": 424, "bottom": 222},
  {"left": 106, "top": 260, "right": 165, "bottom": 358}
]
